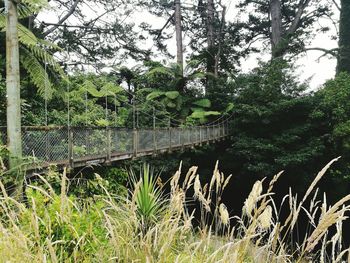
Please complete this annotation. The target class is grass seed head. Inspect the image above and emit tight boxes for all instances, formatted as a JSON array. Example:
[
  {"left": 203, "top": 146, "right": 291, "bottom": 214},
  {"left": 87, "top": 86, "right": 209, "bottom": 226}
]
[
  {"left": 258, "top": 205, "right": 272, "bottom": 230},
  {"left": 219, "top": 203, "right": 230, "bottom": 226},
  {"left": 244, "top": 180, "right": 263, "bottom": 217}
]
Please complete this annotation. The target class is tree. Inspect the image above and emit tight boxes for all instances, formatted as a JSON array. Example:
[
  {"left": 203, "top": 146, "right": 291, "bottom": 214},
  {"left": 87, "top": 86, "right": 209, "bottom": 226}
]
[
  {"left": 5, "top": 0, "right": 22, "bottom": 168},
  {"left": 227, "top": 60, "right": 325, "bottom": 188},
  {"left": 207, "top": 0, "right": 215, "bottom": 76},
  {"left": 311, "top": 72, "right": 350, "bottom": 200},
  {"left": 336, "top": 0, "right": 350, "bottom": 74},
  {"left": 37, "top": 0, "right": 149, "bottom": 70},
  {"left": 237, "top": 0, "right": 332, "bottom": 59},
  {"left": 174, "top": 0, "right": 184, "bottom": 79},
  {"left": 140, "top": 1, "right": 237, "bottom": 95},
  {"left": 192, "top": 0, "right": 230, "bottom": 94},
  {"left": 0, "top": 5, "right": 66, "bottom": 98},
  {"left": 1, "top": 0, "right": 66, "bottom": 173},
  {"left": 138, "top": 0, "right": 186, "bottom": 91}
]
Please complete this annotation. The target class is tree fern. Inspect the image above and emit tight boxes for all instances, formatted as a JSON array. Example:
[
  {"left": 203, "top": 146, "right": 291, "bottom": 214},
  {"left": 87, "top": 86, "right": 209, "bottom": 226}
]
[{"left": 0, "top": 10, "right": 66, "bottom": 99}]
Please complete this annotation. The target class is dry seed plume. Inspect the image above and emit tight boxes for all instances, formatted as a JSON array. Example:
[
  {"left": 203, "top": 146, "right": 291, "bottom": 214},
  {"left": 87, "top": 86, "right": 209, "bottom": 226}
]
[
  {"left": 244, "top": 180, "right": 263, "bottom": 217},
  {"left": 193, "top": 175, "right": 201, "bottom": 198},
  {"left": 257, "top": 205, "right": 272, "bottom": 230},
  {"left": 219, "top": 203, "right": 230, "bottom": 226}
]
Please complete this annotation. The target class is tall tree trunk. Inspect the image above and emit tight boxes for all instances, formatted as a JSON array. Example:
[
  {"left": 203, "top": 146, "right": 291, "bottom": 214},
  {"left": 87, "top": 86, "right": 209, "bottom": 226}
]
[
  {"left": 174, "top": 0, "right": 184, "bottom": 92},
  {"left": 270, "top": 0, "right": 283, "bottom": 58},
  {"left": 337, "top": 0, "right": 350, "bottom": 75},
  {"left": 175, "top": 0, "right": 183, "bottom": 75},
  {"left": 6, "top": 0, "right": 22, "bottom": 168},
  {"left": 214, "top": 4, "right": 226, "bottom": 78},
  {"left": 206, "top": 0, "right": 216, "bottom": 94}
]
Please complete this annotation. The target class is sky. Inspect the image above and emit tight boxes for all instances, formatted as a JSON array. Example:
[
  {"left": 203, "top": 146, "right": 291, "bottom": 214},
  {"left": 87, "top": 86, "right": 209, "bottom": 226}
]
[{"left": 38, "top": 0, "right": 340, "bottom": 90}]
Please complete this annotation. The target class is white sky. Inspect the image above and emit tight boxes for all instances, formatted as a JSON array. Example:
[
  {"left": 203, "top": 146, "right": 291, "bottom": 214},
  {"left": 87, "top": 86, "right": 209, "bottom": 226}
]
[{"left": 38, "top": 0, "right": 340, "bottom": 90}]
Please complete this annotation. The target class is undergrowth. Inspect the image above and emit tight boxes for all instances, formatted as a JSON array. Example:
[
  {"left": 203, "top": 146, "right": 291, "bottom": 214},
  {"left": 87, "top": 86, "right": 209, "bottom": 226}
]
[{"left": 0, "top": 158, "right": 349, "bottom": 262}]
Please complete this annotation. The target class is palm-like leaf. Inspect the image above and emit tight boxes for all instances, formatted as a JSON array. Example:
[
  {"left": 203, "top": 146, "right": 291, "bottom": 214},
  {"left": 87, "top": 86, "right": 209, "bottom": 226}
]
[
  {"left": 20, "top": 47, "right": 53, "bottom": 99},
  {"left": 130, "top": 164, "right": 165, "bottom": 230},
  {"left": 0, "top": 12, "right": 66, "bottom": 99}
]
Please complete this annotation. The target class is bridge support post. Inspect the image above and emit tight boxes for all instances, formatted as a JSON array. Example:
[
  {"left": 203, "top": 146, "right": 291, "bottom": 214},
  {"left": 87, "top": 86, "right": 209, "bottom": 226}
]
[
  {"left": 68, "top": 128, "right": 74, "bottom": 168},
  {"left": 227, "top": 121, "right": 229, "bottom": 136},
  {"left": 181, "top": 127, "right": 184, "bottom": 150},
  {"left": 106, "top": 127, "right": 111, "bottom": 163},
  {"left": 207, "top": 126, "right": 210, "bottom": 144},
  {"left": 169, "top": 128, "right": 172, "bottom": 152},
  {"left": 132, "top": 129, "right": 138, "bottom": 158},
  {"left": 153, "top": 129, "right": 157, "bottom": 154}
]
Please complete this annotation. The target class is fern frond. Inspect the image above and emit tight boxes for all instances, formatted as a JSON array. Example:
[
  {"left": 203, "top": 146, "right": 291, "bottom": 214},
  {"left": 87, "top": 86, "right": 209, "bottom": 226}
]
[
  {"left": 0, "top": 13, "right": 5, "bottom": 29},
  {"left": 20, "top": 0, "right": 48, "bottom": 13},
  {"left": 82, "top": 80, "right": 103, "bottom": 97},
  {"left": 101, "top": 82, "right": 124, "bottom": 96},
  {"left": 20, "top": 47, "right": 53, "bottom": 100},
  {"left": 0, "top": 16, "right": 67, "bottom": 80}
]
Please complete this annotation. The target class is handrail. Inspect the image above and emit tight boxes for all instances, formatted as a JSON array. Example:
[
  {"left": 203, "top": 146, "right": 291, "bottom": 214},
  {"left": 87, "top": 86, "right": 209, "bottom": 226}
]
[{"left": 0, "top": 123, "right": 231, "bottom": 170}]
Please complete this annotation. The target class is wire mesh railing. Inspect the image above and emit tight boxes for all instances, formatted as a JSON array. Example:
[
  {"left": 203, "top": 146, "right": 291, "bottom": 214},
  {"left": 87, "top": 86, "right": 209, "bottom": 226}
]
[{"left": 0, "top": 123, "right": 229, "bottom": 168}]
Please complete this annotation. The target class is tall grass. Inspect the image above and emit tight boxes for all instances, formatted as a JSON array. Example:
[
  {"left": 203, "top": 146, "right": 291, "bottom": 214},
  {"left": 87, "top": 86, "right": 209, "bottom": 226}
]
[{"left": 0, "top": 158, "right": 349, "bottom": 262}]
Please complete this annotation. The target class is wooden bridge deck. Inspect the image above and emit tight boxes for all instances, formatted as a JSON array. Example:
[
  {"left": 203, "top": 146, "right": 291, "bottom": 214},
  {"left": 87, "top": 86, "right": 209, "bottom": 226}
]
[{"left": 0, "top": 124, "right": 229, "bottom": 171}]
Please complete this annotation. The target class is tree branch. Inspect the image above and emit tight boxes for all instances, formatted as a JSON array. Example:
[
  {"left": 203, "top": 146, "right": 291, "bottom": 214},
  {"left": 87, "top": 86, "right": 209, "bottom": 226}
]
[
  {"left": 304, "top": 47, "right": 339, "bottom": 57},
  {"left": 330, "top": 0, "right": 341, "bottom": 11},
  {"left": 156, "top": 12, "right": 175, "bottom": 40},
  {"left": 43, "top": 0, "right": 80, "bottom": 37},
  {"left": 287, "top": 0, "right": 311, "bottom": 35}
]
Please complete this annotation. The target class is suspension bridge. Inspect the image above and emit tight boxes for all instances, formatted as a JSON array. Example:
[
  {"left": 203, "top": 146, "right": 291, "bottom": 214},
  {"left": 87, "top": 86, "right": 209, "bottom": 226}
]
[
  {"left": 0, "top": 119, "right": 231, "bottom": 171},
  {"left": 0, "top": 13, "right": 233, "bottom": 172}
]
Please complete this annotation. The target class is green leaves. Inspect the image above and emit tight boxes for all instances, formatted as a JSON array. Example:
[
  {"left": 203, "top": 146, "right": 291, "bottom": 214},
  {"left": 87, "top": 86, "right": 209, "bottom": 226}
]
[
  {"left": 130, "top": 164, "right": 164, "bottom": 229},
  {"left": 165, "top": 91, "right": 180, "bottom": 99},
  {"left": 82, "top": 80, "right": 124, "bottom": 98},
  {"left": 146, "top": 90, "right": 165, "bottom": 100},
  {"left": 224, "top": 103, "right": 234, "bottom": 113},
  {"left": 192, "top": 99, "right": 211, "bottom": 108},
  {"left": 146, "top": 91, "right": 179, "bottom": 101},
  {"left": 190, "top": 110, "right": 220, "bottom": 119},
  {"left": 146, "top": 90, "right": 181, "bottom": 110},
  {"left": 147, "top": 66, "right": 173, "bottom": 77},
  {"left": 20, "top": 47, "right": 53, "bottom": 99},
  {"left": 188, "top": 109, "right": 220, "bottom": 124},
  {"left": 83, "top": 80, "right": 101, "bottom": 97},
  {"left": 21, "top": 0, "right": 48, "bottom": 13},
  {"left": 0, "top": 14, "right": 66, "bottom": 98}
]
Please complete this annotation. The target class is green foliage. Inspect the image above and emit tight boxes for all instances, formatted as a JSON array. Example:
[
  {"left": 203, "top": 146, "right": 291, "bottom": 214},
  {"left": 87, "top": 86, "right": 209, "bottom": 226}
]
[
  {"left": 237, "top": 0, "right": 332, "bottom": 58},
  {"left": 19, "top": 187, "right": 108, "bottom": 261},
  {"left": 130, "top": 163, "right": 164, "bottom": 229},
  {"left": 21, "top": 0, "right": 48, "bottom": 13},
  {"left": 226, "top": 61, "right": 324, "bottom": 183},
  {"left": 1, "top": 162, "right": 350, "bottom": 262},
  {"left": 188, "top": 110, "right": 221, "bottom": 124},
  {"left": 165, "top": 90, "right": 180, "bottom": 99},
  {"left": 0, "top": 13, "right": 66, "bottom": 99},
  {"left": 192, "top": 98, "right": 211, "bottom": 108},
  {"left": 310, "top": 72, "right": 350, "bottom": 199},
  {"left": 43, "top": 73, "right": 129, "bottom": 127}
]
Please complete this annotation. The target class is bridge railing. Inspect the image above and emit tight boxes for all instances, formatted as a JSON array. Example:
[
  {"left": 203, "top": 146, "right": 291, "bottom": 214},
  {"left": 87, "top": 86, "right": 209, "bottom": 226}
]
[{"left": 0, "top": 123, "right": 229, "bottom": 168}]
